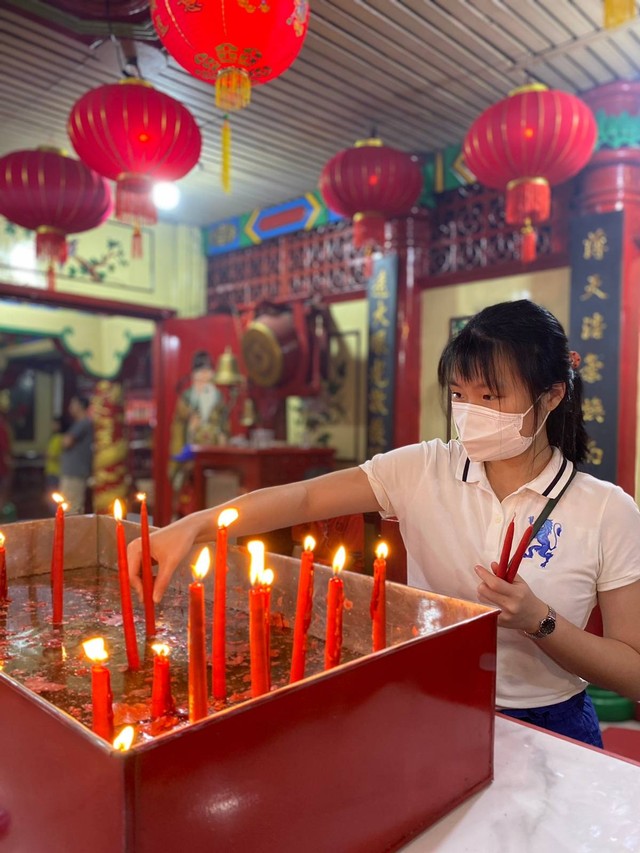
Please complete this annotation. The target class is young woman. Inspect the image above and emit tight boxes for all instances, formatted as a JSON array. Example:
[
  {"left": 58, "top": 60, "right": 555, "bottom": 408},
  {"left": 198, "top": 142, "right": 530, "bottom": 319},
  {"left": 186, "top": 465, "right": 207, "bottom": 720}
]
[{"left": 128, "top": 300, "right": 640, "bottom": 746}]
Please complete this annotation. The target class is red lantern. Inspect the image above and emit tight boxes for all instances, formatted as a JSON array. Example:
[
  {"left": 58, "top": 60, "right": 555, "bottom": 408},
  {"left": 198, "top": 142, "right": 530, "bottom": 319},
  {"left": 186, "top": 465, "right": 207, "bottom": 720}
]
[
  {"left": 319, "top": 138, "right": 423, "bottom": 250},
  {"left": 463, "top": 84, "right": 597, "bottom": 262},
  {"left": 0, "top": 147, "right": 112, "bottom": 289},
  {"left": 150, "top": 0, "right": 310, "bottom": 191},
  {"left": 68, "top": 79, "right": 201, "bottom": 254}
]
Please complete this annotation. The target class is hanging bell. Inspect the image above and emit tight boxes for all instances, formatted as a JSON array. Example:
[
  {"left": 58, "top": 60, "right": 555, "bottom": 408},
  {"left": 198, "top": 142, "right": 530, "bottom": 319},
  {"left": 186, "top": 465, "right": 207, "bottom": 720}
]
[
  {"left": 240, "top": 397, "right": 256, "bottom": 427},
  {"left": 214, "top": 346, "right": 243, "bottom": 386}
]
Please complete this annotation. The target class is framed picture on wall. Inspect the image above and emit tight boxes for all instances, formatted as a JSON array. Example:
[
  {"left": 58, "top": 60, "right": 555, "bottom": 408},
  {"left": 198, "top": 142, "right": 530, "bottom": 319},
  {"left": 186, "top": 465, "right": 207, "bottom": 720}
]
[{"left": 446, "top": 316, "right": 472, "bottom": 441}]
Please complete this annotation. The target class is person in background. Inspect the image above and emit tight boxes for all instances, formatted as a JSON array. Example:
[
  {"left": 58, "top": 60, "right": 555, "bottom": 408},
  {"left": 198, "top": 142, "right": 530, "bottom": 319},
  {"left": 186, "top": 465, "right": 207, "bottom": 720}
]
[
  {"left": 60, "top": 396, "right": 93, "bottom": 515},
  {"left": 44, "top": 416, "right": 64, "bottom": 495},
  {"left": 128, "top": 300, "right": 640, "bottom": 747},
  {"left": 0, "top": 390, "right": 13, "bottom": 510}
]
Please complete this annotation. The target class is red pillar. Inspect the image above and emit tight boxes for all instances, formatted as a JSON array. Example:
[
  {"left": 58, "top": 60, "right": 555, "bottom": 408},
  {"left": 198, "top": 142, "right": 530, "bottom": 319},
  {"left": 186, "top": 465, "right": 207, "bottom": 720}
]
[{"left": 579, "top": 81, "right": 640, "bottom": 496}]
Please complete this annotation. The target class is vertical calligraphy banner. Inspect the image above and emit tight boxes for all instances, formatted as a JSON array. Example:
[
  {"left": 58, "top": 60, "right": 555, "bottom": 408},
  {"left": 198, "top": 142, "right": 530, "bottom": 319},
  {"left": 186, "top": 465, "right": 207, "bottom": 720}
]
[
  {"left": 569, "top": 210, "right": 623, "bottom": 483},
  {"left": 366, "top": 253, "right": 398, "bottom": 458}
]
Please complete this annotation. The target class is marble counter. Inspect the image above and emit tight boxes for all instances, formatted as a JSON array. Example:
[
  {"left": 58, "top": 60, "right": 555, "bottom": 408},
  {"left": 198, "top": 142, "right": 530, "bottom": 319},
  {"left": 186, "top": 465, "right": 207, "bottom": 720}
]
[{"left": 403, "top": 715, "right": 640, "bottom": 852}]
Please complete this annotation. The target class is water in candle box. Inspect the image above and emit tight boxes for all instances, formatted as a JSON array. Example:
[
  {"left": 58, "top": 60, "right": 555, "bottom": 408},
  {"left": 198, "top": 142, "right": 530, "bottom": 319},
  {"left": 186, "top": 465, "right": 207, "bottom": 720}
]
[{"left": 0, "top": 567, "right": 360, "bottom": 742}]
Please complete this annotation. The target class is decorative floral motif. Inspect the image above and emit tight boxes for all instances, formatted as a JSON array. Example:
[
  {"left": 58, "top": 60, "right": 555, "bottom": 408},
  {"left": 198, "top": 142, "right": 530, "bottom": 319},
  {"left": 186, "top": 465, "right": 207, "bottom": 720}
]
[{"left": 287, "top": 0, "right": 309, "bottom": 36}]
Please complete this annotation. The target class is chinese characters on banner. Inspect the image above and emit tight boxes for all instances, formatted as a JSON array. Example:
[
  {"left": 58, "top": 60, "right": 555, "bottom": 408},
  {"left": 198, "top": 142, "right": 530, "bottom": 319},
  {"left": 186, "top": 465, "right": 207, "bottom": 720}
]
[
  {"left": 366, "top": 254, "right": 398, "bottom": 458},
  {"left": 569, "top": 212, "right": 623, "bottom": 483}
]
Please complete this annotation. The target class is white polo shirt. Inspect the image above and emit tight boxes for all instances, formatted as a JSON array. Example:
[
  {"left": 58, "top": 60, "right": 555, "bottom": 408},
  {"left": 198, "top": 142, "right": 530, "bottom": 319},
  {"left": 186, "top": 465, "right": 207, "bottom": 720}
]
[{"left": 361, "top": 440, "right": 640, "bottom": 709}]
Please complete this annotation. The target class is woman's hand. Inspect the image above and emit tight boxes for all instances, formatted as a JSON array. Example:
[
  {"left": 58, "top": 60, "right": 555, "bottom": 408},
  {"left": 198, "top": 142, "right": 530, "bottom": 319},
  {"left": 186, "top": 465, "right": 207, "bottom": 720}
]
[
  {"left": 128, "top": 514, "right": 202, "bottom": 604},
  {"left": 474, "top": 563, "right": 548, "bottom": 633}
]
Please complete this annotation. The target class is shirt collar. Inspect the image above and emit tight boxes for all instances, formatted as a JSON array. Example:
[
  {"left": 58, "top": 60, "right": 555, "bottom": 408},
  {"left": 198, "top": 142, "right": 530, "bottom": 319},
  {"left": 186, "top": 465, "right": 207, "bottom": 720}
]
[{"left": 455, "top": 445, "right": 574, "bottom": 497}]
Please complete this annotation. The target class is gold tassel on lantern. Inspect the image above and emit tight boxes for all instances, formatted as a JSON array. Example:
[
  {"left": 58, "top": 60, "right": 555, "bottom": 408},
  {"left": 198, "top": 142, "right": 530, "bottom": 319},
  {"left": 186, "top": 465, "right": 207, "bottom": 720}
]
[
  {"left": 222, "top": 116, "right": 231, "bottom": 194},
  {"left": 131, "top": 224, "right": 143, "bottom": 259},
  {"left": 604, "top": 0, "right": 636, "bottom": 28},
  {"left": 520, "top": 219, "right": 537, "bottom": 264}
]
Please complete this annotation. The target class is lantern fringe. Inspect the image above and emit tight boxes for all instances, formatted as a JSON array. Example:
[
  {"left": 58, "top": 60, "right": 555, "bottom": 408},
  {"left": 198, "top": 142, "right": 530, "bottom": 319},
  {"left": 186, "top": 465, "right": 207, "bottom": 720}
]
[
  {"left": 604, "top": 0, "right": 636, "bottom": 28},
  {"left": 116, "top": 176, "right": 157, "bottom": 227},
  {"left": 131, "top": 225, "right": 143, "bottom": 260},
  {"left": 222, "top": 116, "right": 231, "bottom": 194},
  {"left": 215, "top": 68, "right": 251, "bottom": 112},
  {"left": 505, "top": 178, "right": 550, "bottom": 226},
  {"left": 520, "top": 220, "right": 537, "bottom": 264},
  {"left": 353, "top": 212, "right": 385, "bottom": 251}
]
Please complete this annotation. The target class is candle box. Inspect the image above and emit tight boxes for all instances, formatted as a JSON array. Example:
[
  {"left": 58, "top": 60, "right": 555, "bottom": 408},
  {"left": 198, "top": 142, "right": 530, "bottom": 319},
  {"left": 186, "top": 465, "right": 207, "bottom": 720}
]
[{"left": 0, "top": 516, "right": 497, "bottom": 853}]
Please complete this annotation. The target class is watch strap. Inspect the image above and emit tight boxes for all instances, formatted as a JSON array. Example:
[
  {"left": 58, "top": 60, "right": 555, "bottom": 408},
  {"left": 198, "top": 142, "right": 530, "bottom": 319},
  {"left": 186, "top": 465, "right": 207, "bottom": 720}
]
[{"left": 524, "top": 605, "right": 556, "bottom": 639}]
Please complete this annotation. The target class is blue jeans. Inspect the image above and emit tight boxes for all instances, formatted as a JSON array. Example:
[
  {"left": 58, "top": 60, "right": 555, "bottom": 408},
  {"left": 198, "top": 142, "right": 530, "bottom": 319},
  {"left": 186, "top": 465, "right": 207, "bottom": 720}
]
[{"left": 499, "top": 691, "right": 603, "bottom": 747}]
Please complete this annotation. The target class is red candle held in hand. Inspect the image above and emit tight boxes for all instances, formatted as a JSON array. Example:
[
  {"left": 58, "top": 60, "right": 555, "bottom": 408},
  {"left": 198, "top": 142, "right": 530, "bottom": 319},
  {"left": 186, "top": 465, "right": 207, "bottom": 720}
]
[
  {"left": 212, "top": 507, "right": 239, "bottom": 702},
  {"left": 0, "top": 531, "right": 7, "bottom": 604},
  {"left": 290, "top": 534, "right": 316, "bottom": 683},
  {"left": 189, "top": 547, "right": 210, "bottom": 722},
  {"left": 151, "top": 643, "right": 175, "bottom": 719},
  {"left": 497, "top": 516, "right": 515, "bottom": 580},
  {"left": 325, "top": 546, "right": 346, "bottom": 670},
  {"left": 137, "top": 492, "right": 156, "bottom": 637},
  {"left": 83, "top": 637, "right": 114, "bottom": 742},
  {"left": 114, "top": 500, "right": 140, "bottom": 671},
  {"left": 371, "top": 541, "right": 388, "bottom": 652},
  {"left": 50, "top": 493, "right": 67, "bottom": 625},
  {"left": 505, "top": 523, "right": 534, "bottom": 583},
  {"left": 248, "top": 540, "right": 271, "bottom": 698}
]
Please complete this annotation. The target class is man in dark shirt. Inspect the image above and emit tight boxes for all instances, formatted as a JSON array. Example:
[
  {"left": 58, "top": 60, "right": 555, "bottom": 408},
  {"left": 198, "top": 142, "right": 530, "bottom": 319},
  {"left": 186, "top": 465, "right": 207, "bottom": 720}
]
[{"left": 60, "top": 396, "right": 93, "bottom": 514}]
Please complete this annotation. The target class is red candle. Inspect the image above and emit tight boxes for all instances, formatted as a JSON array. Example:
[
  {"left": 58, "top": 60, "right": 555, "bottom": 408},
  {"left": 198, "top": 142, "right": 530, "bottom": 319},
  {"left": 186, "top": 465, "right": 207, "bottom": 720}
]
[
  {"left": 83, "top": 637, "right": 114, "bottom": 742},
  {"left": 113, "top": 725, "right": 135, "bottom": 752},
  {"left": 189, "top": 547, "right": 210, "bottom": 722},
  {"left": 50, "top": 493, "right": 67, "bottom": 625},
  {"left": 505, "top": 523, "right": 534, "bottom": 583},
  {"left": 497, "top": 516, "right": 515, "bottom": 580},
  {"left": 248, "top": 541, "right": 270, "bottom": 698},
  {"left": 0, "top": 531, "right": 7, "bottom": 604},
  {"left": 212, "top": 507, "right": 239, "bottom": 702},
  {"left": 137, "top": 492, "right": 156, "bottom": 637},
  {"left": 151, "top": 643, "right": 175, "bottom": 719},
  {"left": 114, "top": 500, "right": 140, "bottom": 671},
  {"left": 371, "top": 541, "right": 388, "bottom": 652},
  {"left": 325, "top": 546, "right": 346, "bottom": 670},
  {"left": 290, "top": 534, "right": 316, "bottom": 683}
]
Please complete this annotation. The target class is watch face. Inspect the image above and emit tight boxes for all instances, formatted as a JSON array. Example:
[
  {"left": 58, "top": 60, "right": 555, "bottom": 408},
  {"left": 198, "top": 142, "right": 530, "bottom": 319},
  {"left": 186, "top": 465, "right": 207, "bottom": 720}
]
[{"left": 539, "top": 616, "right": 556, "bottom": 636}]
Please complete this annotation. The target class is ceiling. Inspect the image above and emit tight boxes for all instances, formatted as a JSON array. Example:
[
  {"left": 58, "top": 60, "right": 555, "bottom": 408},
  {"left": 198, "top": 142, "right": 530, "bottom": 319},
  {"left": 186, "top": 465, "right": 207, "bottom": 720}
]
[{"left": 1, "top": 0, "right": 640, "bottom": 228}]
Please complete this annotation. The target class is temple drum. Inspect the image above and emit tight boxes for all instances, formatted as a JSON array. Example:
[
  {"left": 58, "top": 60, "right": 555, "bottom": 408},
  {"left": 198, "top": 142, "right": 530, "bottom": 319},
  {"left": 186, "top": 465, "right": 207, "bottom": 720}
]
[{"left": 241, "top": 310, "right": 301, "bottom": 388}]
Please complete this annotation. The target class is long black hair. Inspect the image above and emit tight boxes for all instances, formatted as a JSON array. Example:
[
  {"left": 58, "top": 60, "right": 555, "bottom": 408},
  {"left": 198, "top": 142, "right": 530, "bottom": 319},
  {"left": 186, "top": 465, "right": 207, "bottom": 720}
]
[{"left": 437, "top": 300, "right": 588, "bottom": 464}]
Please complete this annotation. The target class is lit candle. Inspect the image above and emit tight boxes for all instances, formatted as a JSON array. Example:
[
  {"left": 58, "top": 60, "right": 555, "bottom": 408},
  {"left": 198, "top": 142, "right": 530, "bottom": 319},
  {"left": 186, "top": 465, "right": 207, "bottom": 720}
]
[
  {"left": 50, "top": 493, "right": 67, "bottom": 625},
  {"left": 0, "top": 531, "right": 7, "bottom": 604},
  {"left": 371, "top": 542, "right": 388, "bottom": 652},
  {"left": 189, "top": 547, "right": 210, "bottom": 722},
  {"left": 290, "top": 535, "right": 316, "bottom": 683},
  {"left": 114, "top": 500, "right": 140, "bottom": 671},
  {"left": 325, "top": 546, "right": 346, "bottom": 670},
  {"left": 248, "top": 540, "right": 270, "bottom": 698},
  {"left": 137, "top": 492, "right": 156, "bottom": 637},
  {"left": 212, "top": 507, "right": 239, "bottom": 702},
  {"left": 83, "top": 637, "right": 114, "bottom": 742},
  {"left": 151, "top": 642, "right": 175, "bottom": 718},
  {"left": 113, "top": 725, "right": 135, "bottom": 752}
]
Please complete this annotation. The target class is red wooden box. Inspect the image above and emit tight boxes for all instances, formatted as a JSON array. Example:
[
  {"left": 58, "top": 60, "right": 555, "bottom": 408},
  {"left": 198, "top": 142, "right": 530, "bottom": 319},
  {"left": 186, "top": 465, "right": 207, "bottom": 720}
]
[{"left": 0, "top": 516, "right": 497, "bottom": 852}]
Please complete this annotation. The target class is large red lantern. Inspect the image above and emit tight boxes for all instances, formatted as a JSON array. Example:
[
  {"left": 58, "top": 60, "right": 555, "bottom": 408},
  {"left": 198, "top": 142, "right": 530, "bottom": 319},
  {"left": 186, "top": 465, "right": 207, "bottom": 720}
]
[
  {"left": 463, "top": 84, "right": 597, "bottom": 262},
  {"left": 68, "top": 79, "right": 201, "bottom": 254},
  {"left": 150, "top": 0, "right": 310, "bottom": 191},
  {"left": 0, "top": 147, "right": 112, "bottom": 289},
  {"left": 319, "top": 138, "right": 423, "bottom": 250}
]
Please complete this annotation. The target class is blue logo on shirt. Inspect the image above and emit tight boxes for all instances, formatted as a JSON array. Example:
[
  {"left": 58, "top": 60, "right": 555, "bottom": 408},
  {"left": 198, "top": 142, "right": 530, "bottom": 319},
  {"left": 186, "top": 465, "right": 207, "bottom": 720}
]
[{"left": 524, "top": 515, "right": 562, "bottom": 568}]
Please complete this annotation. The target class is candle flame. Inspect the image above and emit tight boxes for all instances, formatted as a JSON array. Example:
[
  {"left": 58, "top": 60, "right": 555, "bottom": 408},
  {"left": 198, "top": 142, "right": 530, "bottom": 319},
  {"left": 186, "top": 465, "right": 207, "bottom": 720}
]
[
  {"left": 192, "top": 547, "right": 210, "bottom": 580},
  {"left": 83, "top": 637, "right": 108, "bottom": 663},
  {"left": 113, "top": 499, "right": 124, "bottom": 522},
  {"left": 332, "top": 546, "right": 346, "bottom": 576},
  {"left": 113, "top": 726, "right": 135, "bottom": 752},
  {"left": 303, "top": 535, "right": 316, "bottom": 552},
  {"left": 61, "top": 645, "right": 68, "bottom": 661},
  {"left": 136, "top": 492, "right": 146, "bottom": 502},
  {"left": 0, "top": 531, "right": 4, "bottom": 548},
  {"left": 217, "top": 507, "right": 239, "bottom": 528},
  {"left": 262, "top": 568, "right": 274, "bottom": 587},
  {"left": 61, "top": 503, "right": 68, "bottom": 512},
  {"left": 248, "top": 540, "right": 265, "bottom": 586},
  {"left": 151, "top": 642, "right": 170, "bottom": 657},
  {"left": 375, "top": 542, "right": 389, "bottom": 560},
  {"left": 52, "top": 492, "right": 65, "bottom": 505}
]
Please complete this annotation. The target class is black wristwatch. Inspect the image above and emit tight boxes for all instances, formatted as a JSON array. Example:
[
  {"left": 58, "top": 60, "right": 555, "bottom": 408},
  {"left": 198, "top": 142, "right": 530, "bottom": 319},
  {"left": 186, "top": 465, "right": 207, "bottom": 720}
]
[{"left": 524, "top": 605, "right": 557, "bottom": 639}]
